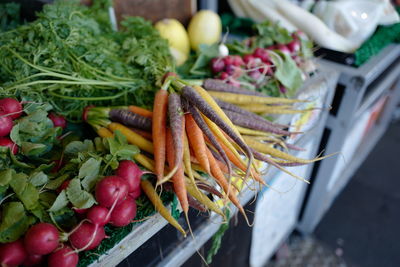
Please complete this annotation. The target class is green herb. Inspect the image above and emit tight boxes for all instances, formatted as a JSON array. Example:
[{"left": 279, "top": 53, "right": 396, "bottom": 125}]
[
  {"left": 0, "top": 0, "right": 173, "bottom": 121},
  {"left": 0, "top": 2, "right": 22, "bottom": 32}
]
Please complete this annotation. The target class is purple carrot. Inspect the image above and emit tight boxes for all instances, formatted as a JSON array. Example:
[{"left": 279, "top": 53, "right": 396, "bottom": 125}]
[
  {"left": 203, "top": 79, "right": 267, "bottom": 96},
  {"left": 188, "top": 194, "right": 207, "bottom": 212},
  {"left": 196, "top": 182, "right": 224, "bottom": 198},
  {"left": 283, "top": 143, "right": 306, "bottom": 152},
  {"left": 182, "top": 85, "right": 254, "bottom": 180},
  {"left": 222, "top": 109, "right": 295, "bottom": 136},
  {"left": 182, "top": 98, "right": 232, "bottom": 180},
  {"left": 109, "top": 109, "right": 151, "bottom": 131},
  {"left": 168, "top": 93, "right": 185, "bottom": 170},
  {"left": 215, "top": 98, "right": 288, "bottom": 129}
]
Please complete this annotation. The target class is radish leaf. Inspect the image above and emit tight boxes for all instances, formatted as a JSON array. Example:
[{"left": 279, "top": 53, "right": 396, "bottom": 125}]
[
  {"left": 0, "top": 202, "right": 35, "bottom": 243},
  {"left": 66, "top": 179, "right": 96, "bottom": 209},
  {"left": 49, "top": 190, "right": 68, "bottom": 212},
  {"left": 80, "top": 158, "right": 101, "bottom": 191}
]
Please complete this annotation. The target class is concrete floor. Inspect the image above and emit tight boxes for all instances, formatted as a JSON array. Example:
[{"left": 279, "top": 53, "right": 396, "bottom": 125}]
[{"left": 269, "top": 121, "right": 400, "bottom": 267}]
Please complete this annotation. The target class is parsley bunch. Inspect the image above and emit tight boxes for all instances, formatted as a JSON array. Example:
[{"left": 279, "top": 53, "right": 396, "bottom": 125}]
[{"left": 0, "top": 0, "right": 173, "bottom": 121}]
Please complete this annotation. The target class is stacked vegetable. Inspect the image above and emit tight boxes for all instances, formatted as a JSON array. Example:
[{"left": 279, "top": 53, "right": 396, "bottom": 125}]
[{"left": 85, "top": 75, "right": 327, "bottom": 233}]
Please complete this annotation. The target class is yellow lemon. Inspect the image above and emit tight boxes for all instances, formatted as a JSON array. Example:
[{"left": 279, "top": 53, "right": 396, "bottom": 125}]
[
  {"left": 155, "top": 18, "right": 190, "bottom": 56},
  {"left": 188, "top": 10, "right": 222, "bottom": 51}
]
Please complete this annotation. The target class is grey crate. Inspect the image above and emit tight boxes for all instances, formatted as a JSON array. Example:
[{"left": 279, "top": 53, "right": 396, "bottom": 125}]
[{"left": 298, "top": 45, "right": 400, "bottom": 234}]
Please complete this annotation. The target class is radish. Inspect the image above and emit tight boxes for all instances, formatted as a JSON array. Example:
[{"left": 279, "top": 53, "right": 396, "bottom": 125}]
[
  {"left": 223, "top": 56, "right": 234, "bottom": 66},
  {"left": 129, "top": 187, "right": 141, "bottom": 199},
  {"left": 253, "top": 48, "right": 270, "bottom": 62},
  {"left": 109, "top": 196, "right": 137, "bottom": 227},
  {"left": 0, "top": 98, "right": 22, "bottom": 120},
  {"left": 232, "top": 55, "right": 244, "bottom": 66},
  {"left": 227, "top": 79, "right": 240, "bottom": 88},
  {"left": 210, "top": 58, "right": 225, "bottom": 74},
  {"left": 219, "top": 72, "right": 229, "bottom": 80},
  {"left": 73, "top": 207, "right": 88, "bottom": 214},
  {"left": 287, "top": 40, "right": 301, "bottom": 54},
  {"left": 69, "top": 222, "right": 105, "bottom": 251},
  {"left": 87, "top": 206, "right": 110, "bottom": 226},
  {"left": 48, "top": 113, "right": 67, "bottom": 129},
  {"left": 0, "top": 137, "right": 18, "bottom": 154},
  {"left": 48, "top": 246, "right": 78, "bottom": 267},
  {"left": 276, "top": 44, "right": 291, "bottom": 56},
  {"left": 0, "top": 239, "right": 27, "bottom": 267},
  {"left": 22, "top": 254, "right": 43, "bottom": 267},
  {"left": 24, "top": 223, "right": 59, "bottom": 255},
  {"left": 224, "top": 64, "right": 235, "bottom": 75},
  {"left": 243, "top": 54, "right": 255, "bottom": 65},
  {"left": 95, "top": 176, "right": 128, "bottom": 208},
  {"left": 115, "top": 160, "right": 143, "bottom": 194},
  {"left": 0, "top": 112, "right": 13, "bottom": 137}
]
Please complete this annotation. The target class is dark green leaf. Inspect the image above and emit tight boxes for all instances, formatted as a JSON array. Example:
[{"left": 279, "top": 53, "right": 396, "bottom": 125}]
[
  {"left": 64, "top": 140, "right": 95, "bottom": 155},
  {"left": 0, "top": 202, "right": 35, "bottom": 243},
  {"left": 0, "top": 169, "right": 13, "bottom": 186}
]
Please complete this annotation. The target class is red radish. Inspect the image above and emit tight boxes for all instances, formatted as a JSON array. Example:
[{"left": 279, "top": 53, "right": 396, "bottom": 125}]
[
  {"left": 253, "top": 48, "right": 270, "bottom": 62},
  {"left": 0, "top": 112, "right": 13, "bottom": 137},
  {"left": 22, "top": 254, "right": 43, "bottom": 267},
  {"left": 287, "top": 40, "right": 300, "bottom": 53},
  {"left": 73, "top": 208, "right": 88, "bottom": 214},
  {"left": 110, "top": 196, "right": 137, "bottom": 227},
  {"left": 95, "top": 176, "right": 128, "bottom": 208},
  {"left": 48, "top": 113, "right": 67, "bottom": 129},
  {"left": 87, "top": 206, "right": 110, "bottom": 226},
  {"left": 243, "top": 54, "right": 255, "bottom": 65},
  {"left": 0, "top": 239, "right": 27, "bottom": 266},
  {"left": 224, "top": 64, "right": 235, "bottom": 75},
  {"left": 129, "top": 187, "right": 141, "bottom": 199},
  {"left": 210, "top": 58, "right": 225, "bottom": 74},
  {"left": 219, "top": 72, "right": 229, "bottom": 80},
  {"left": 0, "top": 137, "right": 18, "bottom": 154},
  {"left": 248, "top": 70, "right": 261, "bottom": 80},
  {"left": 24, "top": 223, "right": 59, "bottom": 255},
  {"left": 115, "top": 160, "right": 142, "bottom": 193},
  {"left": 279, "top": 85, "right": 288, "bottom": 94},
  {"left": 69, "top": 222, "right": 105, "bottom": 251},
  {"left": 48, "top": 246, "right": 78, "bottom": 267},
  {"left": 0, "top": 98, "right": 22, "bottom": 120},
  {"left": 223, "top": 55, "right": 234, "bottom": 66},
  {"left": 276, "top": 44, "right": 291, "bottom": 56},
  {"left": 232, "top": 55, "right": 244, "bottom": 66}
]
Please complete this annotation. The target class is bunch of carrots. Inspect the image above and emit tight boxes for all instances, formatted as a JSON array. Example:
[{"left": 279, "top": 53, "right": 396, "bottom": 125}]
[{"left": 84, "top": 75, "right": 328, "bottom": 234}]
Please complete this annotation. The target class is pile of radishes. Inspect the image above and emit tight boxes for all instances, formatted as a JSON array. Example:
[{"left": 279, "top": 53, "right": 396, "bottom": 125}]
[
  {"left": 209, "top": 31, "right": 304, "bottom": 92},
  {"left": 0, "top": 97, "right": 67, "bottom": 155},
  {"left": 0, "top": 160, "right": 143, "bottom": 267}
]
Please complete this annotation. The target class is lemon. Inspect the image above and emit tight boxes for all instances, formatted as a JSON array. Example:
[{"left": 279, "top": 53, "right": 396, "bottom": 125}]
[
  {"left": 155, "top": 18, "right": 190, "bottom": 56},
  {"left": 188, "top": 10, "right": 222, "bottom": 51}
]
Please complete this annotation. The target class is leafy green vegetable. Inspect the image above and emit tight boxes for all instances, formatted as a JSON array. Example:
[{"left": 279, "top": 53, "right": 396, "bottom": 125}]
[
  {"left": 0, "top": 169, "right": 13, "bottom": 186},
  {"left": 271, "top": 53, "right": 303, "bottom": 94},
  {"left": 0, "top": 0, "right": 173, "bottom": 121},
  {"left": 29, "top": 171, "right": 49, "bottom": 187},
  {"left": 0, "top": 202, "right": 35, "bottom": 243},
  {"left": 10, "top": 173, "right": 39, "bottom": 211},
  {"left": 178, "top": 44, "right": 220, "bottom": 78},
  {"left": 66, "top": 179, "right": 97, "bottom": 209},
  {"left": 0, "top": 2, "right": 22, "bottom": 32},
  {"left": 49, "top": 190, "right": 68, "bottom": 212},
  {"left": 80, "top": 158, "right": 101, "bottom": 191}
]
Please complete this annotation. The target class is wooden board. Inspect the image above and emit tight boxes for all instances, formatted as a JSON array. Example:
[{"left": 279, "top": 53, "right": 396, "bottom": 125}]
[{"left": 113, "top": 0, "right": 196, "bottom": 25}]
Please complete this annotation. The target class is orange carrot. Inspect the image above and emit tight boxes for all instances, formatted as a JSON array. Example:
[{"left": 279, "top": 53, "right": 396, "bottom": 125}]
[
  {"left": 205, "top": 148, "right": 248, "bottom": 221},
  {"left": 185, "top": 114, "right": 210, "bottom": 174},
  {"left": 152, "top": 89, "right": 168, "bottom": 182},
  {"left": 129, "top": 105, "right": 153, "bottom": 118},
  {"left": 166, "top": 128, "right": 189, "bottom": 214}
]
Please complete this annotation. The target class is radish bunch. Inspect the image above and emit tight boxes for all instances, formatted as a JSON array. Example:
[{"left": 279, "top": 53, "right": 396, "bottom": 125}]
[{"left": 0, "top": 97, "right": 67, "bottom": 155}]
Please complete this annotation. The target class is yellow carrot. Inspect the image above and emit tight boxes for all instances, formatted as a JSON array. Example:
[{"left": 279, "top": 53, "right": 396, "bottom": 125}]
[
  {"left": 208, "top": 91, "right": 305, "bottom": 105},
  {"left": 108, "top": 122, "right": 154, "bottom": 153},
  {"left": 235, "top": 125, "right": 274, "bottom": 137},
  {"left": 183, "top": 132, "right": 196, "bottom": 186},
  {"left": 134, "top": 154, "right": 155, "bottom": 171},
  {"left": 141, "top": 180, "right": 186, "bottom": 236},
  {"left": 243, "top": 136, "right": 333, "bottom": 163},
  {"left": 97, "top": 127, "right": 114, "bottom": 138},
  {"left": 239, "top": 104, "right": 309, "bottom": 114}
]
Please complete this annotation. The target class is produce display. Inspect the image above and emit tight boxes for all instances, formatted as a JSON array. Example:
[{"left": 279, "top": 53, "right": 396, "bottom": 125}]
[{"left": 0, "top": 1, "right": 329, "bottom": 266}]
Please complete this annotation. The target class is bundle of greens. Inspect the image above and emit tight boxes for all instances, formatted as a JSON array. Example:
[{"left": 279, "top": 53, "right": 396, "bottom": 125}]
[{"left": 0, "top": 0, "right": 173, "bottom": 121}]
